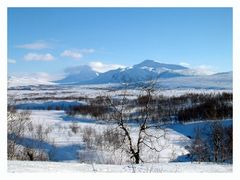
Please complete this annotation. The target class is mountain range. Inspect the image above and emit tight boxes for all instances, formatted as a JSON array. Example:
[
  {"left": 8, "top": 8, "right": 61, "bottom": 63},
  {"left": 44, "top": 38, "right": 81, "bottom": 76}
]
[
  {"left": 55, "top": 60, "right": 229, "bottom": 85},
  {"left": 8, "top": 60, "right": 232, "bottom": 90}
]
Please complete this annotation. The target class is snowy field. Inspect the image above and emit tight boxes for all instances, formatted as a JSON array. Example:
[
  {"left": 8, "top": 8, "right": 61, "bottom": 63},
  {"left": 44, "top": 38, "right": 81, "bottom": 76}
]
[
  {"left": 7, "top": 80, "right": 232, "bottom": 173},
  {"left": 8, "top": 84, "right": 232, "bottom": 105},
  {"left": 8, "top": 160, "right": 232, "bottom": 173},
  {"left": 8, "top": 110, "right": 232, "bottom": 173},
  {"left": 15, "top": 110, "right": 190, "bottom": 163}
]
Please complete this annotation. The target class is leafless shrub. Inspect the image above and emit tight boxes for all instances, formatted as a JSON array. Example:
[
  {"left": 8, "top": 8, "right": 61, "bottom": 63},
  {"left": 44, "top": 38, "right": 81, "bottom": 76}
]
[
  {"left": 102, "top": 128, "right": 125, "bottom": 150},
  {"left": 69, "top": 122, "right": 80, "bottom": 134},
  {"left": 8, "top": 104, "right": 31, "bottom": 160},
  {"left": 8, "top": 98, "right": 55, "bottom": 161},
  {"left": 81, "top": 126, "right": 124, "bottom": 151},
  {"left": 210, "top": 122, "right": 232, "bottom": 162},
  {"left": 189, "top": 127, "right": 210, "bottom": 162},
  {"left": 22, "top": 147, "right": 49, "bottom": 161},
  {"left": 82, "top": 126, "right": 97, "bottom": 149},
  {"left": 190, "top": 122, "right": 232, "bottom": 163}
]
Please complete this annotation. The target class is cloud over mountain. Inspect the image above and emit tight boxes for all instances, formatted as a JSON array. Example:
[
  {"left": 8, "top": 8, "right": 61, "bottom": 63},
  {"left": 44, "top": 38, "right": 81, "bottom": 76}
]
[{"left": 89, "top": 61, "right": 126, "bottom": 73}]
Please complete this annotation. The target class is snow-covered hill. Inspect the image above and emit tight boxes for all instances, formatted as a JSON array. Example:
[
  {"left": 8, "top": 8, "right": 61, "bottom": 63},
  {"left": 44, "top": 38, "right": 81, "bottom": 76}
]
[
  {"left": 8, "top": 73, "right": 57, "bottom": 88},
  {"left": 55, "top": 65, "right": 99, "bottom": 84},
  {"left": 153, "top": 71, "right": 232, "bottom": 90},
  {"left": 88, "top": 60, "right": 189, "bottom": 84}
]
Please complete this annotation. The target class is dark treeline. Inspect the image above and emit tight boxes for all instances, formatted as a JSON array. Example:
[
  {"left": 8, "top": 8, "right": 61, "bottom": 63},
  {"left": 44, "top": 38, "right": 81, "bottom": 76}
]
[
  {"left": 65, "top": 92, "right": 232, "bottom": 124},
  {"left": 16, "top": 96, "right": 86, "bottom": 102},
  {"left": 66, "top": 96, "right": 111, "bottom": 118},
  {"left": 16, "top": 92, "right": 231, "bottom": 123},
  {"left": 66, "top": 104, "right": 110, "bottom": 118},
  {"left": 132, "top": 92, "right": 232, "bottom": 123},
  {"left": 178, "top": 98, "right": 232, "bottom": 122}
]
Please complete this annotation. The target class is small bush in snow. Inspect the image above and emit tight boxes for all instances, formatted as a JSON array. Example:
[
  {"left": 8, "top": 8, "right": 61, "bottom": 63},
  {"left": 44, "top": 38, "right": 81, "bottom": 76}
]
[{"left": 70, "top": 122, "right": 80, "bottom": 134}]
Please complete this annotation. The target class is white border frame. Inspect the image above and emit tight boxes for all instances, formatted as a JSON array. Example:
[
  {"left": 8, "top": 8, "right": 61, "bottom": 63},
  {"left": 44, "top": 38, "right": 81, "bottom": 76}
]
[{"left": 1, "top": 0, "right": 240, "bottom": 180}]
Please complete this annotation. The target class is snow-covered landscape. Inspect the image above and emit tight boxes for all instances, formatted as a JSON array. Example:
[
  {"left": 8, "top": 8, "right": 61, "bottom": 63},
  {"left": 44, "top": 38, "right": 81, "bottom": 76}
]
[
  {"left": 7, "top": 60, "right": 233, "bottom": 173},
  {"left": 7, "top": 8, "right": 232, "bottom": 173},
  {"left": 7, "top": 109, "right": 232, "bottom": 173}
]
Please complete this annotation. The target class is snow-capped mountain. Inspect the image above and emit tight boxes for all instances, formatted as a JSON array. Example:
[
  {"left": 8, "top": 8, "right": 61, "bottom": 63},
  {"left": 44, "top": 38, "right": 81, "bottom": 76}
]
[
  {"left": 51, "top": 60, "right": 230, "bottom": 85},
  {"left": 133, "top": 59, "right": 187, "bottom": 71},
  {"left": 8, "top": 60, "right": 232, "bottom": 90},
  {"left": 55, "top": 65, "right": 99, "bottom": 84},
  {"left": 88, "top": 60, "right": 189, "bottom": 84}
]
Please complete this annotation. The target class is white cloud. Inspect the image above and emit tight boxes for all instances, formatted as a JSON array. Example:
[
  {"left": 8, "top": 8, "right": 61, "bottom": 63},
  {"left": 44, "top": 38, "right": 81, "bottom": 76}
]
[
  {"left": 61, "top": 50, "right": 83, "bottom": 59},
  {"left": 89, "top": 61, "right": 126, "bottom": 73},
  {"left": 194, "top": 65, "right": 216, "bottom": 75},
  {"left": 24, "top": 53, "right": 55, "bottom": 61},
  {"left": 179, "top": 62, "right": 191, "bottom": 67},
  {"left": 178, "top": 62, "right": 216, "bottom": 75},
  {"left": 16, "top": 41, "right": 50, "bottom": 50},
  {"left": 8, "top": 59, "right": 16, "bottom": 64},
  {"left": 60, "top": 49, "right": 95, "bottom": 59}
]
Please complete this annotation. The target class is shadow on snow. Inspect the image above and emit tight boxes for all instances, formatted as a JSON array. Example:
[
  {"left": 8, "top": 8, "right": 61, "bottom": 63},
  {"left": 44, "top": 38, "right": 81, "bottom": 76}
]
[{"left": 8, "top": 134, "right": 84, "bottom": 161}]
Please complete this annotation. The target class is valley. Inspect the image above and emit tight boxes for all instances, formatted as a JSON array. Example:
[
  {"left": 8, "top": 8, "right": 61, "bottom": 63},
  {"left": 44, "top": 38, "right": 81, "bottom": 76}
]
[{"left": 7, "top": 60, "right": 233, "bottom": 173}]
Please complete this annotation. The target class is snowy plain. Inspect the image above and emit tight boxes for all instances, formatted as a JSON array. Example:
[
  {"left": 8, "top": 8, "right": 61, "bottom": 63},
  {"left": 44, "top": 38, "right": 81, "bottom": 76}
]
[
  {"left": 7, "top": 76, "right": 233, "bottom": 173},
  {"left": 16, "top": 110, "right": 190, "bottom": 163},
  {"left": 8, "top": 160, "right": 232, "bottom": 173},
  {"left": 8, "top": 110, "right": 232, "bottom": 173}
]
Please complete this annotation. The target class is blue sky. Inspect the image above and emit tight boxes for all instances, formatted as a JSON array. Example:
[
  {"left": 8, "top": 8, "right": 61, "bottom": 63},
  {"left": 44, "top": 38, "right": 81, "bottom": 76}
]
[{"left": 8, "top": 8, "right": 232, "bottom": 75}]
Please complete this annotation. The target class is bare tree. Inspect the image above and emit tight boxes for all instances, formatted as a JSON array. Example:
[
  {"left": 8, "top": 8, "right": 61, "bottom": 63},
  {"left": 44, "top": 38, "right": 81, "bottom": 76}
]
[{"left": 100, "top": 82, "right": 167, "bottom": 164}]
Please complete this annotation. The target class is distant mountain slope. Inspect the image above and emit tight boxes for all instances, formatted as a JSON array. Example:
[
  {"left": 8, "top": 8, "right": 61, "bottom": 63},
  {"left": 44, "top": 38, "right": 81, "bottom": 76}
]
[
  {"left": 8, "top": 60, "right": 232, "bottom": 90},
  {"left": 88, "top": 60, "right": 189, "bottom": 84},
  {"left": 55, "top": 65, "right": 98, "bottom": 84},
  {"left": 53, "top": 60, "right": 191, "bottom": 85},
  {"left": 154, "top": 71, "right": 232, "bottom": 90},
  {"left": 8, "top": 74, "right": 56, "bottom": 88},
  {"left": 133, "top": 59, "right": 188, "bottom": 70},
  {"left": 89, "top": 66, "right": 159, "bottom": 84},
  {"left": 49, "top": 60, "right": 232, "bottom": 89}
]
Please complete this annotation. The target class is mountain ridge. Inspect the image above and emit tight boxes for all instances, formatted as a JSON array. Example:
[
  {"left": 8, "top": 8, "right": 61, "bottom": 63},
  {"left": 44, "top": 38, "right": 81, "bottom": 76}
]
[
  {"left": 54, "top": 60, "right": 231, "bottom": 85},
  {"left": 8, "top": 60, "right": 232, "bottom": 89}
]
